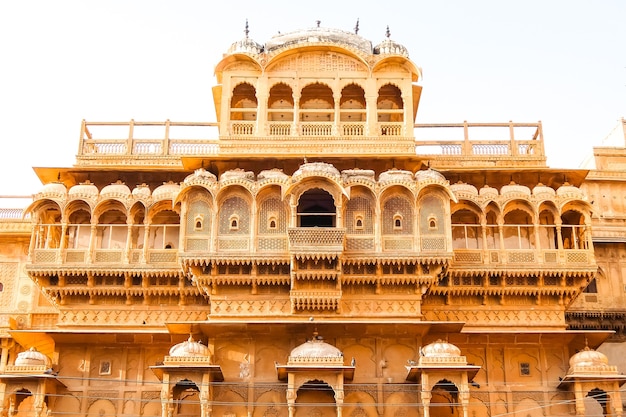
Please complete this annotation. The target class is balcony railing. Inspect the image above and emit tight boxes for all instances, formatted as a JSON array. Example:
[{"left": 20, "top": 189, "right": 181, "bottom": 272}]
[
  {"left": 288, "top": 228, "right": 345, "bottom": 252},
  {"left": 76, "top": 120, "right": 545, "bottom": 166}
]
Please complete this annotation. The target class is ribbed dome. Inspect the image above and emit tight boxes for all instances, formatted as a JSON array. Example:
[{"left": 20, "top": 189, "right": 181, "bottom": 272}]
[
  {"left": 220, "top": 168, "right": 255, "bottom": 181},
  {"left": 290, "top": 335, "right": 342, "bottom": 358},
  {"left": 415, "top": 169, "right": 446, "bottom": 182},
  {"left": 184, "top": 168, "right": 217, "bottom": 184},
  {"left": 479, "top": 185, "right": 499, "bottom": 198},
  {"left": 265, "top": 25, "right": 372, "bottom": 56},
  {"left": 100, "top": 181, "right": 131, "bottom": 199},
  {"left": 556, "top": 182, "right": 584, "bottom": 199},
  {"left": 68, "top": 181, "right": 99, "bottom": 199},
  {"left": 258, "top": 168, "right": 289, "bottom": 181},
  {"left": 373, "top": 27, "right": 408, "bottom": 57},
  {"left": 532, "top": 183, "right": 556, "bottom": 198},
  {"left": 501, "top": 182, "right": 531, "bottom": 196},
  {"left": 293, "top": 162, "right": 340, "bottom": 178},
  {"left": 422, "top": 340, "right": 461, "bottom": 358},
  {"left": 38, "top": 182, "right": 67, "bottom": 199},
  {"left": 152, "top": 182, "right": 180, "bottom": 201},
  {"left": 450, "top": 182, "right": 478, "bottom": 196},
  {"left": 169, "top": 336, "right": 210, "bottom": 358},
  {"left": 379, "top": 169, "right": 413, "bottom": 183},
  {"left": 15, "top": 347, "right": 49, "bottom": 366},
  {"left": 568, "top": 346, "right": 609, "bottom": 369},
  {"left": 132, "top": 184, "right": 152, "bottom": 199}
]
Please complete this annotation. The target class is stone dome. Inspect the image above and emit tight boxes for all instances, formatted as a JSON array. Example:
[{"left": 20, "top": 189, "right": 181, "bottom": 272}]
[
  {"left": 15, "top": 347, "right": 49, "bottom": 366},
  {"left": 152, "top": 182, "right": 180, "bottom": 201},
  {"left": 68, "top": 181, "right": 99, "bottom": 199},
  {"left": 556, "top": 182, "right": 584, "bottom": 199},
  {"left": 379, "top": 169, "right": 413, "bottom": 183},
  {"left": 100, "top": 181, "right": 131, "bottom": 199},
  {"left": 415, "top": 169, "right": 446, "bottom": 182},
  {"left": 373, "top": 27, "right": 409, "bottom": 57},
  {"left": 38, "top": 182, "right": 67, "bottom": 199},
  {"left": 501, "top": 182, "right": 531, "bottom": 196},
  {"left": 532, "top": 183, "right": 556, "bottom": 198},
  {"left": 421, "top": 340, "right": 462, "bottom": 358},
  {"left": 169, "top": 336, "right": 210, "bottom": 358},
  {"left": 568, "top": 346, "right": 609, "bottom": 370},
  {"left": 132, "top": 184, "right": 152, "bottom": 199},
  {"left": 220, "top": 168, "right": 255, "bottom": 181},
  {"left": 184, "top": 168, "right": 217, "bottom": 184},
  {"left": 479, "top": 185, "right": 499, "bottom": 198},
  {"left": 293, "top": 162, "right": 340, "bottom": 179},
  {"left": 265, "top": 25, "right": 372, "bottom": 56},
  {"left": 290, "top": 335, "right": 342, "bottom": 358},
  {"left": 258, "top": 168, "right": 289, "bottom": 181},
  {"left": 450, "top": 182, "right": 478, "bottom": 196}
]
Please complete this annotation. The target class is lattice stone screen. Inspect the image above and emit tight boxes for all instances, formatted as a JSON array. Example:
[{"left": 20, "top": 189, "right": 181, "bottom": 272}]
[
  {"left": 187, "top": 199, "right": 212, "bottom": 236},
  {"left": 259, "top": 198, "right": 287, "bottom": 234},
  {"left": 219, "top": 196, "right": 250, "bottom": 235},
  {"left": 346, "top": 196, "right": 374, "bottom": 234},
  {"left": 382, "top": 196, "right": 413, "bottom": 235}
]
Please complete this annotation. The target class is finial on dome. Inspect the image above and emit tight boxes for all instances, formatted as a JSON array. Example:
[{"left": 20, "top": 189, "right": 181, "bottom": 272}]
[
  {"left": 354, "top": 18, "right": 360, "bottom": 34},
  {"left": 316, "top": 20, "right": 321, "bottom": 28},
  {"left": 385, "top": 25, "right": 391, "bottom": 38},
  {"left": 244, "top": 19, "right": 249, "bottom": 38}
]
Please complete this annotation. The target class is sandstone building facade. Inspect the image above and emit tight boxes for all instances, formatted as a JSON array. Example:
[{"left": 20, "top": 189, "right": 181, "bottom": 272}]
[{"left": 0, "top": 25, "right": 624, "bottom": 417}]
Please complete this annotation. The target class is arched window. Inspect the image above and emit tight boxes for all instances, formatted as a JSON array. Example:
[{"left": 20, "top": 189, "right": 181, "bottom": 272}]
[
  {"left": 230, "top": 83, "right": 258, "bottom": 121},
  {"left": 297, "top": 189, "right": 336, "bottom": 227},
  {"left": 229, "top": 215, "right": 239, "bottom": 231},
  {"left": 394, "top": 214, "right": 403, "bottom": 230}
]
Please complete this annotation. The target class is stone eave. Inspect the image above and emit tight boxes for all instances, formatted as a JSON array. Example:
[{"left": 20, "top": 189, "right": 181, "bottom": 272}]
[{"left": 275, "top": 363, "right": 355, "bottom": 381}]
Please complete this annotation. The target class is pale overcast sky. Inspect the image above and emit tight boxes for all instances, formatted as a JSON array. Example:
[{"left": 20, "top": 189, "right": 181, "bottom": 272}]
[{"left": 0, "top": 1, "right": 624, "bottom": 197}]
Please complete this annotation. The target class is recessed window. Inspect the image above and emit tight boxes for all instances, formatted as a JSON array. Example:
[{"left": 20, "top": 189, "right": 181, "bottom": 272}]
[
  {"left": 194, "top": 214, "right": 204, "bottom": 231},
  {"left": 229, "top": 215, "right": 239, "bottom": 231},
  {"left": 520, "top": 362, "right": 531, "bottom": 376},
  {"left": 99, "top": 360, "right": 112, "bottom": 376},
  {"left": 428, "top": 216, "right": 438, "bottom": 230},
  {"left": 355, "top": 216, "right": 364, "bottom": 230},
  {"left": 268, "top": 217, "right": 277, "bottom": 230},
  {"left": 393, "top": 214, "right": 403, "bottom": 230}
]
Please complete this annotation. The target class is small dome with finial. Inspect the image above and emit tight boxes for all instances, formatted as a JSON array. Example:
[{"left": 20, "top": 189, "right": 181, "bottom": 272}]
[
  {"left": 373, "top": 26, "right": 409, "bottom": 57},
  {"left": 421, "top": 340, "right": 462, "bottom": 358},
  {"left": 227, "top": 19, "right": 263, "bottom": 55},
  {"left": 169, "top": 335, "right": 210, "bottom": 358},
  {"left": 15, "top": 347, "right": 50, "bottom": 366},
  {"left": 289, "top": 332, "right": 342, "bottom": 359}
]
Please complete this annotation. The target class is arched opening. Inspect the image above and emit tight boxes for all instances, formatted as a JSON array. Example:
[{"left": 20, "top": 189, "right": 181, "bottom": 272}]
[
  {"left": 451, "top": 208, "right": 481, "bottom": 249},
  {"left": 538, "top": 206, "right": 558, "bottom": 250},
  {"left": 96, "top": 207, "right": 127, "bottom": 249},
  {"left": 429, "top": 379, "right": 460, "bottom": 417},
  {"left": 484, "top": 208, "right": 499, "bottom": 249},
  {"left": 34, "top": 202, "right": 62, "bottom": 249},
  {"left": 149, "top": 209, "right": 180, "bottom": 250},
  {"left": 173, "top": 379, "right": 201, "bottom": 416},
  {"left": 340, "top": 84, "right": 366, "bottom": 135},
  {"left": 561, "top": 210, "right": 586, "bottom": 249},
  {"left": 586, "top": 388, "right": 610, "bottom": 416},
  {"left": 268, "top": 83, "right": 294, "bottom": 120},
  {"left": 377, "top": 84, "right": 403, "bottom": 135},
  {"left": 300, "top": 83, "right": 334, "bottom": 136},
  {"left": 503, "top": 208, "right": 534, "bottom": 250},
  {"left": 66, "top": 207, "right": 92, "bottom": 249},
  {"left": 296, "top": 380, "right": 336, "bottom": 417},
  {"left": 297, "top": 189, "right": 336, "bottom": 227},
  {"left": 230, "top": 82, "right": 258, "bottom": 121}
]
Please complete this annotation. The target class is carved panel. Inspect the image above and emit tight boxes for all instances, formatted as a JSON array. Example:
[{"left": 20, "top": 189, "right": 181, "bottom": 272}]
[
  {"left": 0, "top": 262, "right": 18, "bottom": 308},
  {"left": 271, "top": 52, "right": 367, "bottom": 73},
  {"left": 211, "top": 299, "right": 290, "bottom": 315}
]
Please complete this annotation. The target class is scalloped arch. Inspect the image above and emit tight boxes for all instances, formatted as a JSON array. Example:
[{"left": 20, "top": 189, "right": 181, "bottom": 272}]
[
  {"left": 216, "top": 183, "right": 254, "bottom": 205},
  {"left": 372, "top": 56, "right": 421, "bottom": 82},
  {"left": 175, "top": 184, "right": 216, "bottom": 207},
  {"left": 285, "top": 176, "right": 348, "bottom": 204}
]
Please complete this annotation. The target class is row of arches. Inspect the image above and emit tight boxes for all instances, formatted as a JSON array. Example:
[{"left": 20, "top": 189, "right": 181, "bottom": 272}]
[
  {"left": 230, "top": 81, "right": 404, "bottom": 136},
  {"left": 451, "top": 199, "right": 591, "bottom": 251}
]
